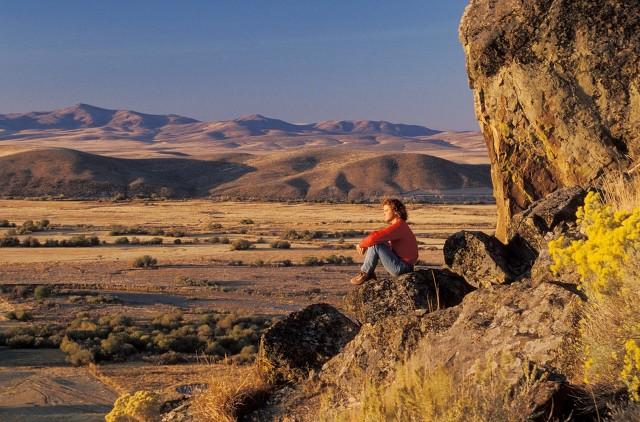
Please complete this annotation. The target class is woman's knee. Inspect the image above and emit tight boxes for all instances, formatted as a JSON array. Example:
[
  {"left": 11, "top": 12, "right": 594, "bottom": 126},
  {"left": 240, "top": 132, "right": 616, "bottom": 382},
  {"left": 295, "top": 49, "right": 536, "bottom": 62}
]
[{"left": 371, "top": 243, "right": 390, "bottom": 252}]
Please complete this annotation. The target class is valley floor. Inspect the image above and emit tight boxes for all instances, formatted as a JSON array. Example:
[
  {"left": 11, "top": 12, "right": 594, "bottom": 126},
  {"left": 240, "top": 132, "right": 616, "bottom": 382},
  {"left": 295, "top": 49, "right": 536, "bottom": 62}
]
[{"left": 0, "top": 199, "right": 495, "bottom": 420}]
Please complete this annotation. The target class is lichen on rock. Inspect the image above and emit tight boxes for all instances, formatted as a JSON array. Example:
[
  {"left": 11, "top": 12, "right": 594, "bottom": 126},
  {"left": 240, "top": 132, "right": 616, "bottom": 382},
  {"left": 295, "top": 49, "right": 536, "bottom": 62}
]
[{"left": 256, "top": 303, "right": 359, "bottom": 385}]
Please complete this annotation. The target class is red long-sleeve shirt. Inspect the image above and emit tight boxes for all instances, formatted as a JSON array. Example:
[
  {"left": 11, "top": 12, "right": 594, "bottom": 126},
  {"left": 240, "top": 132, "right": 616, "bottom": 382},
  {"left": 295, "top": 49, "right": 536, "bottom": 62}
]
[{"left": 358, "top": 219, "right": 418, "bottom": 265}]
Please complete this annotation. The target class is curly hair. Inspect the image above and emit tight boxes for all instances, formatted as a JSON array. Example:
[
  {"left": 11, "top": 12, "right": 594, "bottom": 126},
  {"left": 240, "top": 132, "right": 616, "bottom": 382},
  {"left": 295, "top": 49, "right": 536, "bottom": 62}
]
[{"left": 382, "top": 198, "right": 408, "bottom": 221}]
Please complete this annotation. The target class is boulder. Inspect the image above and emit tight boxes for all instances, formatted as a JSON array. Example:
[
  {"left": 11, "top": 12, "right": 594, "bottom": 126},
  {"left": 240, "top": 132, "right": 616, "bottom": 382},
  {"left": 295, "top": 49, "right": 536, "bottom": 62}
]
[
  {"left": 460, "top": 0, "right": 640, "bottom": 241},
  {"left": 443, "top": 230, "right": 519, "bottom": 288},
  {"left": 256, "top": 303, "right": 359, "bottom": 385},
  {"left": 501, "top": 186, "right": 587, "bottom": 284},
  {"left": 507, "top": 186, "right": 586, "bottom": 256},
  {"left": 320, "top": 307, "right": 460, "bottom": 399},
  {"left": 344, "top": 269, "right": 473, "bottom": 324}
]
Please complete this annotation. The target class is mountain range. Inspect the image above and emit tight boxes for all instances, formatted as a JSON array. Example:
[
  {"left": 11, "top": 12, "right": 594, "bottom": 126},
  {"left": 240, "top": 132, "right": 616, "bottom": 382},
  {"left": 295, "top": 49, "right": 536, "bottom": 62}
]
[
  {"left": 0, "top": 104, "right": 487, "bottom": 163},
  {"left": 0, "top": 104, "right": 491, "bottom": 201}
]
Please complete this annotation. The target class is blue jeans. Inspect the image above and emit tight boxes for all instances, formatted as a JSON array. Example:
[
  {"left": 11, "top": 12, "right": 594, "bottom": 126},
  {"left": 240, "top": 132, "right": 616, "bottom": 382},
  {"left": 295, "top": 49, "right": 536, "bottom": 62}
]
[{"left": 361, "top": 243, "right": 413, "bottom": 277}]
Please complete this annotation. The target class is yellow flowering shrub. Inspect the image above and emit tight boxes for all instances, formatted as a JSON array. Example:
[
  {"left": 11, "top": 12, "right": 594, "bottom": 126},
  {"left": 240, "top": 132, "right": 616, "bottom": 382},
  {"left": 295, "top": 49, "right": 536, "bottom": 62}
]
[
  {"left": 549, "top": 191, "right": 640, "bottom": 297},
  {"left": 549, "top": 190, "right": 640, "bottom": 398},
  {"left": 105, "top": 390, "right": 162, "bottom": 422}
]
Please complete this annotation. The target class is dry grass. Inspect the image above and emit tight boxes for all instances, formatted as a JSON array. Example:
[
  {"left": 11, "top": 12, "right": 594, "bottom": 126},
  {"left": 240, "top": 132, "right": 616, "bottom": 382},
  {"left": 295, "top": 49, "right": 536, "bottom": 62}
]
[
  {"left": 321, "top": 352, "right": 546, "bottom": 422},
  {"left": 600, "top": 171, "right": 640, "bottom": 213},
  {"left": 191, "top": 364, "right": 271, "bottom": 422}
]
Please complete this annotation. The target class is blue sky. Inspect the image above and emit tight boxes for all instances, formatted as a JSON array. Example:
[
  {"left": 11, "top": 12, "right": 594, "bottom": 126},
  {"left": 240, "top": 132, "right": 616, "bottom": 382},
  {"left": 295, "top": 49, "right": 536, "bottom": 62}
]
[{"left": 0, "top": 1, "right": 478, "bottom": 130}]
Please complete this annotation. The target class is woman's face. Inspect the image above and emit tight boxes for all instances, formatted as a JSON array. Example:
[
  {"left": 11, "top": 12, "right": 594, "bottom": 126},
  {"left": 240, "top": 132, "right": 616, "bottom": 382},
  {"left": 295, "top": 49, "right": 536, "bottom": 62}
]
[{"left": 383, "top": 204, "right": 396, "bottom": 223}]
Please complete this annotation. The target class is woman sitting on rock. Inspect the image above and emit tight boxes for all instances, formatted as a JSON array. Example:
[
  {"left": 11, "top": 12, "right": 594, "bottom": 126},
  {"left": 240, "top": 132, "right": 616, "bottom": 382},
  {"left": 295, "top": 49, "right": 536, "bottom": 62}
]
[{"left": 350, "top": 198, "right": 418, "bottom": 285}]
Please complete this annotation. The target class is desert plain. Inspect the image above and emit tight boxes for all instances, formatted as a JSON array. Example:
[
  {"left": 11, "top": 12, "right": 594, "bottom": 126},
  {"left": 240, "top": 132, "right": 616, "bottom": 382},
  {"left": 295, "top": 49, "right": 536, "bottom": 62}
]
[{"left": 0, "top": 198, "right": 495, "bottom": 421}]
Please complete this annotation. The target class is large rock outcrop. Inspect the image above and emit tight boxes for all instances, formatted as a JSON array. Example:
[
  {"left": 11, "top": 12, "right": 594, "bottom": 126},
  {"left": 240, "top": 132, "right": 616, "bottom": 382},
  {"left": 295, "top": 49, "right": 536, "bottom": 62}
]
[
  {"left": 324, "top": 280, "right": 583, "bottom": 402},
  {"left": 460, "top": 0, "right": 640, "bottom": 241},
  {"left": 320, "top": 308, "right": 461, "bottom": 397},
  {"left": 344, "top": 269, "right": 473, "bottom": 324}
]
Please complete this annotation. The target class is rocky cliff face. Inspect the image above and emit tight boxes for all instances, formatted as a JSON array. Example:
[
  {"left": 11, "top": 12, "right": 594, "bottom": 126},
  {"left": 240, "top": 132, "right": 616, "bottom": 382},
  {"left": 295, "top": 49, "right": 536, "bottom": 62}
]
[{"left": 460, "top": 0, "right": 640, "bottom": 240}]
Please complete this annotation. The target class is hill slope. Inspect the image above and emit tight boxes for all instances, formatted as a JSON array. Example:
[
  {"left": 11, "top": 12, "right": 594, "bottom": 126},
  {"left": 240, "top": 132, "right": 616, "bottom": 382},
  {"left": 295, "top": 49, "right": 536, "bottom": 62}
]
[
  {"left": 213, "top": 148, "right": 492, "bottom": 201},
  {"left": 0, "top": 148, "right": 252, "bottom": 198},
  {"left": 0, "top": 147, "right": 492, "bottom": 201}
]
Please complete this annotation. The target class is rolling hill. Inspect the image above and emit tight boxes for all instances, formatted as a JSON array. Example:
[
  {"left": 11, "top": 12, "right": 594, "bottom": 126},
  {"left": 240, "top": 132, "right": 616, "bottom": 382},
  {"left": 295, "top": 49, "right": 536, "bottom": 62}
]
[{"left": 0, "top": 147, "right": 492, "bottom": 202}]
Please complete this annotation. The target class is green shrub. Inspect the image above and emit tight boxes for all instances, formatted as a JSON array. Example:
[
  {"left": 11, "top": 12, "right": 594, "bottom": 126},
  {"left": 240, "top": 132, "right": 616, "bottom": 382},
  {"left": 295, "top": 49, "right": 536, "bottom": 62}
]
[
  {"left": 66, "top": 318, "right": 106, "bottom": 340},
  {"left": 0, "top": 236, "right": 20, "bottom": 247},
  {"left": 332, "top": 229, "right": 365, "bottom": 238},
  {"left": 208, "top": 222, "right": 223, "bottom": 230},
  {"left": 21, "top": 236, "right": 40, "bottom": 247},
  {"left": 62, "top": 235, "right": 100, "bottom": 247},
  {"left": 269, "top": 240, "right": 290, "bottom": 249},
  {"left": 302, "top": 256, "right": 321, "bottom": 266},
  {"left": 152, "top": 310, "right": 183, "bottom": 330},
  {"left": 109, "top": 225, "right": 164, "bottom": 236},
  {"left": 99, "top": 314, "right": 133, "bottom": 328},
  {"left": 168, "top": 335, "right": 204, "bottom": 353},
  {"left": 6, "top": 334, "right": 35, "bottom": 348},
  {"left": 115, "top": 237, "right": 130, "bottom": 245},
  {"left": 324, "top": 254, "right": 354, "bottom": 265},
  {"left": 16, "top": 219, "right": 51, "bottom": 234},
  {"left": 133, "top": 255, "right": 157, "bottom": 268},
  {"left": 84, "top": 294, "right": 118, "bottom": 304},
  {"left": 230, "top": 239, "right": 253, "bottom": 251},
  {"left": 271, "top": 259, "right": 292, "bottom": 267},
  {"left": 205, "top": 341, "right": 227, "bottom": 357},
  {"left": 146, "top": 237, "right": 163, "bottom": 245},
  {"left": 34, "top": 285, "right": 52, "bottom": 300},
  {"left": 100, "top": 332, "right": 137, "bottom": 360},
  {"left": 0, "top": 219, "right": 15, "bottom": 228},
  {"left": 282, "top": 229, "right": 323, "bottom": 241},
  {"left": 60, "top": 337, "right": 94, "bottom": 365},
  {"left": 240, "top": 218, "right": 254, "bottom": 225},
  {"left": 6, "top": 309, "right": 32, "bottom": 321}
]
